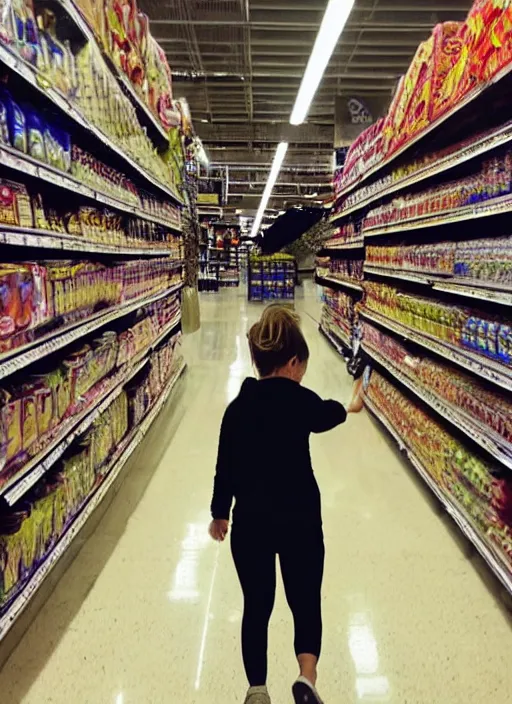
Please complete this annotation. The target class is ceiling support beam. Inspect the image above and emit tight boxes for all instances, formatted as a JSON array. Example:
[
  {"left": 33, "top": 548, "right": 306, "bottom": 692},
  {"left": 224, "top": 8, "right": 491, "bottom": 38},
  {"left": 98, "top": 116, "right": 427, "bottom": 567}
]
[
  {"left": 240, "top": 0, "right": 254, "bottom": 122},
  {"left": 198, "top": 122, "right": 333, "bottom": 143}
]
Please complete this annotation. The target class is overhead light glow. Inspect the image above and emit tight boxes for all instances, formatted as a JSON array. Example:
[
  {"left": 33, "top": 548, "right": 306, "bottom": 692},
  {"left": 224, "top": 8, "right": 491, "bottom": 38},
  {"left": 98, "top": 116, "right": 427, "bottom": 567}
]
[
  {"left": 290, "top": 0, "right": 356, "bottom": 126},
  {"left": 250, "top": 142, "right": 288, "bottom": 237}
]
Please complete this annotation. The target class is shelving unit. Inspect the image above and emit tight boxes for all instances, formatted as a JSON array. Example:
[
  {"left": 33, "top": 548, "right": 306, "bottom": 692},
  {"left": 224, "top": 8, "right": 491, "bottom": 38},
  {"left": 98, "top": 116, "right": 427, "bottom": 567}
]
[
  {"left": 360, "top": 307, "right": 512, "bottom": 394},
  {"left": 0, "top": 358, "right": 186, "bottom": 642},
  {"left": 248, "top": 255, "right": 296, "bottom": 302},
  {"left": 0, "top": 30, "right": 181, "bottom": 205},
  {"left": 56, "top": 0, "right": 170, "bottom": 146},
  {"left": 315, "top": 246, "right": 363, "bottom": 362},
  {"left": 332, "top": 55, "right": 512, "bottom": 207},
  {"left": 320, "top": 6, "right": 512, "bottom": 592},
  {"left": 315, "top": 274, "right": 363, "bottom": 293},
  {"left": 362, "top": 340, "right": 512, "bottom": 472},
  {"left": 0, "top": 142, "right": 182, "bottom": 232},
  {"left": 365, "top": 394, "right": 512, "bottom": 595},
  {"left": 364, "top": 265, "right": 512, "bottom": 307},
  {"left": 362, "top": 191, "right": 512, "bottom": 239},
  {"left": 198, "top": 222, "right": 241, "bottom": 291},
  {"left": 0, "top": 0, "right": 193, "bottom": 646},
  {"left": 332, "top": 119, "right": 512, "bottom": 223}
]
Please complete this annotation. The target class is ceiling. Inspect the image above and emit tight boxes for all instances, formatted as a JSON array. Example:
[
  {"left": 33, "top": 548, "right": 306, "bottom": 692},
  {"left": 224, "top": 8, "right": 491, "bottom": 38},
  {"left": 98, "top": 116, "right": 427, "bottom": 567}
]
[{"left": 140, "top": 0, "right": 471, "bottom": 218}]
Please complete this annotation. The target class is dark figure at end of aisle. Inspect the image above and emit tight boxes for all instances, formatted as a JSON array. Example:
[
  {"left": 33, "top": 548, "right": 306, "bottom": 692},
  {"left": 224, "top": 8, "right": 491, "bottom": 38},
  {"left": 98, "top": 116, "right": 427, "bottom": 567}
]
[{"left": 209, "top": 304, "right": 361, "bottom": 704}]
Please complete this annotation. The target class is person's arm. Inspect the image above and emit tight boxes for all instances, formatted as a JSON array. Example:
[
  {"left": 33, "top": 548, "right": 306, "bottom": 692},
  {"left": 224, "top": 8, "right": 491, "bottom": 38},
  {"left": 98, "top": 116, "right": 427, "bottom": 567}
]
[
  {"left": 303, "top": 386, "right": 347, "bottom": 433},
  {"left": 210, "top": 407, "right": 235, "bottom": 522}
]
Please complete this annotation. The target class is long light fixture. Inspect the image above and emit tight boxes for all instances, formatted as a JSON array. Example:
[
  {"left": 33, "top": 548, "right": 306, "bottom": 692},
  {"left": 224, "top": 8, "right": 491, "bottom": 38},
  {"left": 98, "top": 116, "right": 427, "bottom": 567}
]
[
  {"left": 250, "top": 142, "right": 288, "bottom": 237},
  {"left": 251, "top": 1, "right": 353, "bottom": 229},
  {"left": 290, "top": 0, "right": 356, "bottom": 126}
]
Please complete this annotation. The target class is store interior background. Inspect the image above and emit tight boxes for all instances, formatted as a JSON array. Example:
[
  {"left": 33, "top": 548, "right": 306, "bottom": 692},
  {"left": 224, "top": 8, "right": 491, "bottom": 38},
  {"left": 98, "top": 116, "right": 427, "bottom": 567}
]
[{"left": 1, "top": 0, "right": 512, "bottom": 702}]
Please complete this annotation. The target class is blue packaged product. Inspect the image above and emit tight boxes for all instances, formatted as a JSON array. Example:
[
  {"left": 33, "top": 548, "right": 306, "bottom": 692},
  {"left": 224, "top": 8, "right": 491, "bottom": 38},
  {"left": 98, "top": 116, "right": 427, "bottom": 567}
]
[
  {"left": 0, "top": 90, "right": 27, "bottom": 153},
  {"left": 0, "top": 95, "right": 9, "bottom": 144},
  {"left": 487, "top": 322, "right": 499, "bottom": 360},
  {"left": 497, "top": 325, "right": 511, "bottom": 364},
  {"left": 23, "top": 106, "right": 46, "bottom": 163},
  {"left": 476, "top": 319, "right": 489, "bottom": 355},
  {"left": 44, "top": 120, "right": 71, "bottom": 172},
  {"left": 462, "top": 316, "right": 477, "bottom": 350}
]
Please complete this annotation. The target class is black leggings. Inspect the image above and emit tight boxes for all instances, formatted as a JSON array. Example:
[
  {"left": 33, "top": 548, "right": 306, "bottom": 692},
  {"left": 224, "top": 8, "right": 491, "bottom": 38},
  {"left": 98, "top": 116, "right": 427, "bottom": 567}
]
[{"left": 231, "top": 521, "right": 325, "bottom": 687}]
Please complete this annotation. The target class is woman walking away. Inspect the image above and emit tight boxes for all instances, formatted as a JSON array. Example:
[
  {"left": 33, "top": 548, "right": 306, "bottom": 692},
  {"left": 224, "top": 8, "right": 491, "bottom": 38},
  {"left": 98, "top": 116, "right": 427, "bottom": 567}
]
[{"left": 209, "top": 304, "right": 356, "bottom": 704}]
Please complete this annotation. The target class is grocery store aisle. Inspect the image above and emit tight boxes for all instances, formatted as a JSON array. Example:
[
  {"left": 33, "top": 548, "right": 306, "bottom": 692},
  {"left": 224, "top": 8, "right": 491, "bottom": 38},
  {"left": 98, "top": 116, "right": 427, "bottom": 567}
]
[{"left": 0, "top": 284, "right": 511, "bottom": 704}]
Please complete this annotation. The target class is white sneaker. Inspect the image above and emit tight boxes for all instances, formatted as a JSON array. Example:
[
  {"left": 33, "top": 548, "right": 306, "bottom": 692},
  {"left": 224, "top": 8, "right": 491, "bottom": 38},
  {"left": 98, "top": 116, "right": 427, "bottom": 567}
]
[
  {"left": 244, "top": 685, "right": 271, "bottom": 704},
  {"left": 292, "top": 676, "right": 324, "bottom": 704}
]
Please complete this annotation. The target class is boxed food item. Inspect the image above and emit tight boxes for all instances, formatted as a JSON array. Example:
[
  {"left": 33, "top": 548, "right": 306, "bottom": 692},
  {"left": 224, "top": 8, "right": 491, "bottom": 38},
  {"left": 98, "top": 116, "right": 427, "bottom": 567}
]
[{"left": 0, "top": 179, "right": 33, "bottom": 228}]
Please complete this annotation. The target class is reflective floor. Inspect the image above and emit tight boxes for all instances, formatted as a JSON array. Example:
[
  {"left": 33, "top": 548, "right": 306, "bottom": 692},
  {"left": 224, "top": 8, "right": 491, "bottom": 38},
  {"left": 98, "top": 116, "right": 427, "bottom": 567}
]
[{"left": 0, "top": 284, "right": 511, "bottom": 703}]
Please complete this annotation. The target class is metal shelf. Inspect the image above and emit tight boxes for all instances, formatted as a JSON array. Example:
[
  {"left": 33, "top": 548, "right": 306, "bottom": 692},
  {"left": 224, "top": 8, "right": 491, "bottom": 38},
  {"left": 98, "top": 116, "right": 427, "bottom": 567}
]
[
  {"left": 363, "top": 341, "right": 512, "bottom": 471},
  {"left": 0, "top": 226, "right": 183, "bottom": 256},
  {"left": 360, "top": 308, "right": 512, "bottom": 393},
  {"left": 364, "top": 265, "right": 433, "bottom": 286},
  {"left": 0, "top": 281, "right": 183, "bottom": 382},
  {"left": 363, "top": 191, "right": 512, "bottom": 239},
  {"left": 315, "top": 274, "right": 364, "bottom": 292},
  {"left": 332, "top": 60, "right": 512, "bottom": 204},
  {"left": 332, "top": 119, "right": 512, "bottom": 221},
  {"left": 0, "top": 144, "right": 181, "bottom": 232},
  {"left": 365, "top": 395, "right": 512, "bottom": 596},
  {"left": 323, "top": 239, "right": 365, "bottom": 251},
  {"left": 0, "top": 360, "right": 186, "bottom": 642},
  {"left": 363, "top": 265, "right": 512, "bottom": 307}
]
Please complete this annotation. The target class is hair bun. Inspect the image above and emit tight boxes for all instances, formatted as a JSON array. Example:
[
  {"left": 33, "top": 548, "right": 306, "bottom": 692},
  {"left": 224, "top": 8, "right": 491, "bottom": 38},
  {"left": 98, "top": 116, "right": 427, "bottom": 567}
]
[{"left": 248, "top": 304, "right": 309, "bottom": 376}]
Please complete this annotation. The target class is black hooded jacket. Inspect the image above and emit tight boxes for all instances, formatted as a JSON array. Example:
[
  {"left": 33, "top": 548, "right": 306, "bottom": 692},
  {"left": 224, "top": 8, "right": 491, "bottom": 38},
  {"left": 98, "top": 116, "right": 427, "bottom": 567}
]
[{"left": 210, "top": 377, "right": 346, "bottom": 526}]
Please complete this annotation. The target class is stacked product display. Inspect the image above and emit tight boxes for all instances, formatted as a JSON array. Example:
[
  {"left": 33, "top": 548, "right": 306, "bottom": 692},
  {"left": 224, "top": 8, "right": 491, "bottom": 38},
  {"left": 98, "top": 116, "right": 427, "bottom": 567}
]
[
  {"left": 0, "top": 0, "right": 188, "bottom": 643},
  {"left": 199, "top": 223, "right": 241, "bottom": 291},
  {"left": 248, "top": 254, "right": 296, "bottom": 302},
  {"left": 365, "top": 371, "right": 512, "bottom": 571},
  {"left": 319, "top": 289, "right": 355, "bottom": 354},
  {"left": 0, "top": 330, "right": 184, "bottom": 612},
  {"left": 316, "top": 244, "right": 364, "bottom": 355},
  {"left": 321, "top": 0, "right": 512, "bottom": 592},
  {"left": 315, "top": 255, "right": 364, "bottom": 291}
]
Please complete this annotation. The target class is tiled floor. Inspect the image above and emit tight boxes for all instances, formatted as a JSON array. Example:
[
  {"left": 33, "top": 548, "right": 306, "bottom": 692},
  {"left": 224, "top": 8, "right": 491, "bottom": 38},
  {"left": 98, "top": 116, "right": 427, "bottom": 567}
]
[{"left": 0, "top": 284, "right": 510, "bottom": 703}]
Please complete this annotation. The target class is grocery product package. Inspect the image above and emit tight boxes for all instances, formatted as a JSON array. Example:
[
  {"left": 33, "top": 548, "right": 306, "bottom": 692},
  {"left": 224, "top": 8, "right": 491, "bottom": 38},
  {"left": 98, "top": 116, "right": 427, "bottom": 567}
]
[
  {"left": 430, "top": 22, "right": 465, "bottom": 122},
  {"left": 181, "top": 285, "right": 200, "bottom": 334},
  {"left": 389, "top": 34, "right": 436, "bottom": 153}
]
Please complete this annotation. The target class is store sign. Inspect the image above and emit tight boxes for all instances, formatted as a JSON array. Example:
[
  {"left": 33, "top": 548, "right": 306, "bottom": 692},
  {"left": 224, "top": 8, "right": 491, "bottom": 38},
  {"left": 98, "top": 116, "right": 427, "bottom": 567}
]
[
  {"left": 347, "top": 98, "right": 373, "bottom": 125},
  {"left": 334, "top": 95, "right": 388, "bottom": 147},
  {"left": 197, "top": 193, "right": 219, "bottom": 205}
]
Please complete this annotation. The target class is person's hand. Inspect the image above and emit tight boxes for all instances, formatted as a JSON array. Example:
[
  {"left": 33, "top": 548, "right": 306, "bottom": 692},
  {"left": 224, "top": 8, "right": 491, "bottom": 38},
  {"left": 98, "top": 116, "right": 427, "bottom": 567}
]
[
  {"left": 347, "top": 378, "right": 364, "bottom": 414},
  {"left": 209, "top": 519, "right": 229, "bottom": 542},
  {"left": 347, "top": 397, "right": 364, "bottom": 414}
]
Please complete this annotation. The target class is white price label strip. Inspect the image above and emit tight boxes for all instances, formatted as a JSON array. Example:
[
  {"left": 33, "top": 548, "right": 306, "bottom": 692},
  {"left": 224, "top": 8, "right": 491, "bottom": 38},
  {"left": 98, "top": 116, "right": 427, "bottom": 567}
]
[{"left": 0, "top": 227, "right": 180, "bottom": 257}]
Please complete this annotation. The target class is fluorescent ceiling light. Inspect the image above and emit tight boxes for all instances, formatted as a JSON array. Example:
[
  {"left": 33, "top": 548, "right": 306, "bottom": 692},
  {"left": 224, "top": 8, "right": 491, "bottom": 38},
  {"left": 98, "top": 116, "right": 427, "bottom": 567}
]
[
  {"left": 250, "top": 142, "right": 288, "bottom": 237},
  {"left": 290, "top": 0, "right": 356, "bottom": 126}
]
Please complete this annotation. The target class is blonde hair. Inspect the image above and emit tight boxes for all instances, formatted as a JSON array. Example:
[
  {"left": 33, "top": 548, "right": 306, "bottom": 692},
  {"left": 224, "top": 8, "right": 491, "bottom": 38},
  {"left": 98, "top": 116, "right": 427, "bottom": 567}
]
[{"left": 248, "top": 304, "right": 309, "bottom": 377}]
